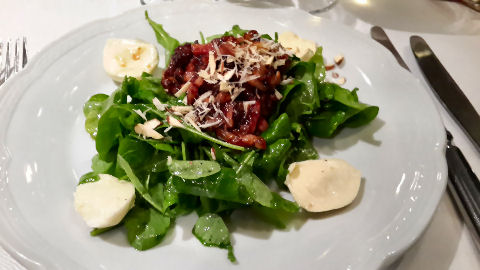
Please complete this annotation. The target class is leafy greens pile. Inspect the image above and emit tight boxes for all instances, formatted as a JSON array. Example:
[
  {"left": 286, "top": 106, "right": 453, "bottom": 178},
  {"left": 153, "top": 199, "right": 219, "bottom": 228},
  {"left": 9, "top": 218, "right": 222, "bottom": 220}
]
[{"left": 79, "top": 12, "right": 378, "bottom": 262}]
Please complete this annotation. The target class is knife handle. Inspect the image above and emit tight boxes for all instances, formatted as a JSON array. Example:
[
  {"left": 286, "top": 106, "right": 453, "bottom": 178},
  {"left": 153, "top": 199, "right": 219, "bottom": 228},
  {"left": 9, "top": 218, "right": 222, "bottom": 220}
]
[{"left": 446, "top": 135, "right": 480, "bottom": 249}]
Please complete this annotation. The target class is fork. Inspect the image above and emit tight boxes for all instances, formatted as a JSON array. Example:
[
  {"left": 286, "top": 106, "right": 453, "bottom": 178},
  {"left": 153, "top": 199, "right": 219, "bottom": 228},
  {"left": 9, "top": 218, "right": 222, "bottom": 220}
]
[{"left": 0, "top": 37, "right": 28, "bottom": 86}]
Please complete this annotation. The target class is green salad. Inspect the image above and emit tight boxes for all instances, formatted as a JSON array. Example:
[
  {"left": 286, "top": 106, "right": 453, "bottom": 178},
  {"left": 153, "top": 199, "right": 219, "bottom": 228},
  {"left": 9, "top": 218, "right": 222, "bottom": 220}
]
[{"left": 76, "top": 12, "right": 379, "bottom": 262}]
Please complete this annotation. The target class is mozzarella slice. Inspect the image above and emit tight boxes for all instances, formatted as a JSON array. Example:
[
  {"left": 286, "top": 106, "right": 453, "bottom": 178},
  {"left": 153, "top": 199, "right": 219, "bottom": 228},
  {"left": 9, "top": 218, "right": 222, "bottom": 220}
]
[
  {"left": 278, "top": 31, "right": 317, "bottom": 61},
  {"left": 285, "top": 159, "right": 361, "bottom": 212},
  {"left": 103, "top": 39, "right": 159, "bottom": 82},
  {"left": 74, "top": 174, "right": 135, "bottom": 228}
]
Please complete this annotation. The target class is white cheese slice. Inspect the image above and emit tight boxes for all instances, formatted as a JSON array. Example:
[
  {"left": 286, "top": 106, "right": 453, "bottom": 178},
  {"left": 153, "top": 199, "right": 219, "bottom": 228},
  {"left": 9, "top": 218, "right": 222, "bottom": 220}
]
[
  {"left": 103, "top": 39, "right": 159, "bottom": 82},
  {"left": 285, "top": 159, "right": 361, "bottom": 212},
  {"left": 74, "top": 174, "right": 135, "bottom": 228},
  {"left": 278, "top": 32, "right": 316, "bottom": 61}
]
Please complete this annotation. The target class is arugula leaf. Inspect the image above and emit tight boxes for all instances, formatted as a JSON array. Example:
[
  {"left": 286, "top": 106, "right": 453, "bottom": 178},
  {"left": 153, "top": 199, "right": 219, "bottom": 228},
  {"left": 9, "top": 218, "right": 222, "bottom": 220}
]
[
  {"left": 252, "top": 206, "right": 295, "bottom": 229},
  {"left": 193, "top": 213, "right": 236, "bottom": 262},
  {"left": 123, "top": 74, "right": 172, "bottom": 104},
  {"left": 95, "top": 105, "right": 142, "bottom": 160},
  {"left": 90, "top": 224, "right": 120, "bottom": 236},
  {"left": 168, "top": 116, "right": 245, "bottom": 151},
  {"left": 289, "top": 123, "right": 319, "bottom": 162},
  {"left": 117, "top": 155, "right": 165, "bottom": 212},
  {"left": 197, "top": 197, "right": 242, "bottom": 216},
  {"left": 206, "top": 25, "right": 249, "bottom": 43},
  {"left": 84, "top": 94, "right": 108, "bottom": 138},
  {"left": 124, "top": 206, "right": 171, "bottom": 250},
  {"left": 83, "top": 83, "right": 129, "bottom": 138},
  {"left": 78, "top": 172, "right": 99, "bottom": 185},
  {"left": 235, "top": 166, "right": 299, "bottom": 213},
  {"left": 310, "top": 47, "right": 326, "bottom": 82},
  {"left": 254, "top": 139, "right": 292, "bottom": 180},
  {"left": 172, "top": 168, "right": 251, "bottom": 203},
  {"left": 145, "top": 11, "right": 180, "bottom": 66},
  {"left": 91, "top": 154, "right": 115, "bottom": 174},
  {"left": 168, "top": 160, "right": 221, "bottom": 179},
  {"left": 284, "top": 62, "right": 319, "bottom": 122},
  {"left": 118, "top": 137, "right": 154, "bottom": 170},
  {"left": 261, "top": 113, "right": 291, "bottom": 144},
  {"left": 305, "top": 83, "right": 379, "bottom": 137}
]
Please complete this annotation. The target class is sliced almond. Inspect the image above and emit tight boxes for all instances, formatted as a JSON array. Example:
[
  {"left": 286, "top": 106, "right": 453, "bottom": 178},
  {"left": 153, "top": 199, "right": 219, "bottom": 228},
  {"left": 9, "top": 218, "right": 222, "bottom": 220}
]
[
  {"left": 132, "top": 109, "right": 147, "bottom": 121},
  {"left": 332, "top": 72, "right": 339, "bottom": 79},
  {"left": 134, "top": 119, "right": 163, "bottom": 140},
  {"left": 210, "top": 147, "right": 216, "bottom": 160},
  {"left": 337, "top": 77, "right": 346, "bottom": 85},
  {"left": 166, "top": 115, "right": 185, "bottom": 128},
  {"left": 171, "top": 106, "right": 193, "bottom": 115},
  {"left": 334, "top": 54, "right": 344, "bottom": 66},
  {"left": 152, "top": 97, "right": 167, "bottom": 111}
]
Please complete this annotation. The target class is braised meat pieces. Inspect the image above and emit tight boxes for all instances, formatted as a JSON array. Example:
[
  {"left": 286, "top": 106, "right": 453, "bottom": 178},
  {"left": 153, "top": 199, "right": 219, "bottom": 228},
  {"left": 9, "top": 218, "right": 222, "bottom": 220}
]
[{"left": 161, "top": 31, "right": 291, "bottom": 149}]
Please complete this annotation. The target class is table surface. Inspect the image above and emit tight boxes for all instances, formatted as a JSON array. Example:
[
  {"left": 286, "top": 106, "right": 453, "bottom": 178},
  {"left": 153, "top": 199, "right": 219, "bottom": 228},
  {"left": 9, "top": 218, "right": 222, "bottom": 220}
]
[{"left": 1, "top": 0, "right": 479, "bottom": 269}]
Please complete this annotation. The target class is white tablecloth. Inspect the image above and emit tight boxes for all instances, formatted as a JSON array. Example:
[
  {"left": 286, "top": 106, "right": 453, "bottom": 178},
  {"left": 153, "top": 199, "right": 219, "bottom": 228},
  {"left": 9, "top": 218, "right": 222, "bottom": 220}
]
[{"left": 1, "top": 0, "right": 479, "bottom": 269}]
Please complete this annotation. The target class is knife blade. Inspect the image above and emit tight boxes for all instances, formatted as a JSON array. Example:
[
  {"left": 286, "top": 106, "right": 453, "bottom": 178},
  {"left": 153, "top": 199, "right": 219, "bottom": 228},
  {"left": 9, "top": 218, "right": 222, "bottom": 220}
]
[
  {"left": 370, "top": 26, "right": 480, "bottom": 249},
  {"left": 410, "top": 36, "right": 480, "bottom": 150}
]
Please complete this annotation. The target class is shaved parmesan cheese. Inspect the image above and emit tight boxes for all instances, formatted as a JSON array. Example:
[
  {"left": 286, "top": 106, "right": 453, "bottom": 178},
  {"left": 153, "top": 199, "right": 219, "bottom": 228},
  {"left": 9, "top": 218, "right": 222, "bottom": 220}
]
[
  {"left": 265, "top": 55, "right": 275, "bottom": 65},
  {"left": 222, "top": 68, "right": 236, "bottom": 81},
  {"left": 219, "top": 81, "right": 233, "bottom": 93},
  {"left": 274, "top": 89, "right": 283, "bottom": 100},
  {"left": 185, "top": 115, "right": 201, "bottom": 132},
  {"left": 194, "top": 91, "right": 213, "bottom": 106},
  {"left": 243, "top": 100, "right": 256, "bottom": 113},
  {"left": 231, "top": 87, "right": 244, "bottom": 101},
  {"left": 273, "top": 59, "right": 286, "bottom": 69},
  {"left": 280, "top": 78, "right": 294, "bottom": 85},
  {"left": 174, "top": 81, "right": 191, "bottom": 98},
  {"left": 198, "top": 119, "right": 222, "bottom": 129},
  {"left": 208, "top": 51, "right": 216, "bottom": 76}
]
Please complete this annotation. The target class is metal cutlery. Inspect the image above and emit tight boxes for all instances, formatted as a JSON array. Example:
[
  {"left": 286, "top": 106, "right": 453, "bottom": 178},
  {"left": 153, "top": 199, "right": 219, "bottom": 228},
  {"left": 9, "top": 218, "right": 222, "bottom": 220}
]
[
  {"left": 370, "top": 26, "right": 480, "bottom": 248},
  {"left": 370, "top": 26, "right": 410, "bottom": 71},
  {"left": 410, "top": 35, "right": 480, "bottom": 151},
  {"left": 0, "top": 37, "right": 28, "bottom": 86}
]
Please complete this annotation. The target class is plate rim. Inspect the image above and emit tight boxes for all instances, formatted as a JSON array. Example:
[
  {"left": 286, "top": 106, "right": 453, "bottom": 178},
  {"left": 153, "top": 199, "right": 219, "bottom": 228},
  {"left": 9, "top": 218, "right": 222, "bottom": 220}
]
[{"left": 0, "top": 1, "right": 448, "bottom": 269}]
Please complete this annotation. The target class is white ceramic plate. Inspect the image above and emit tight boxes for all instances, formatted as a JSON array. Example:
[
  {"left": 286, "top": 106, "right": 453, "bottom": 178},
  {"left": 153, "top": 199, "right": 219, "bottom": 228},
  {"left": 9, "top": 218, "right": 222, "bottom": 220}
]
[{"left": 0, "top": 1, "right": 447, "bottom": 269}]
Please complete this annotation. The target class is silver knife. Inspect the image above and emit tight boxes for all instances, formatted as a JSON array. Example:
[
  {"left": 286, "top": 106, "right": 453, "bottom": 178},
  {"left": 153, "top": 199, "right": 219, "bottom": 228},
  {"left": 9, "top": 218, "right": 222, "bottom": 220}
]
[
  {"left": 410, "top": 36, "right": 480, "bottom": 151},
  {"left": 370, "top": 26, "right": 480, "bottom": 249}
]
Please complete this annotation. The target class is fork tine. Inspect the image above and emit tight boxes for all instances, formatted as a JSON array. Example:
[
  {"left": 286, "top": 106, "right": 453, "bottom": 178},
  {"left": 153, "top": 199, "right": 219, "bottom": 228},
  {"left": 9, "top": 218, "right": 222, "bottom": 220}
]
[
  {"left": 14, "top": 38, "right": 20, "bottom": 73},
  {"left": 0, "top": 41, "right": 4, "bottom": 85},
  {"left": 5, "top": 40, "right": 10, "bottom": 79},
  {"left": 22, "top": 37, "right": 28, "bottom": 68}
]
